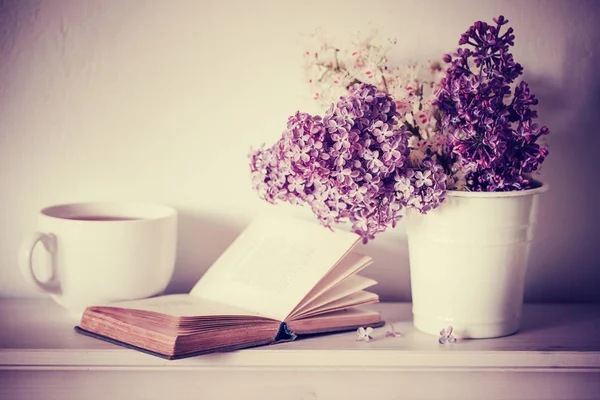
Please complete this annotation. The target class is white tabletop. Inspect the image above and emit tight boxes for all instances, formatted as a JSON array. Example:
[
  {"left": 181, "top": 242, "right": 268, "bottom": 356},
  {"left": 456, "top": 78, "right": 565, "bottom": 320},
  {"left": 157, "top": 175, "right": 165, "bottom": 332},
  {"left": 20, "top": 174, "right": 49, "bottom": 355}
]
[{"left": 1, "top": 298, "right": 599, "bottom": 370}]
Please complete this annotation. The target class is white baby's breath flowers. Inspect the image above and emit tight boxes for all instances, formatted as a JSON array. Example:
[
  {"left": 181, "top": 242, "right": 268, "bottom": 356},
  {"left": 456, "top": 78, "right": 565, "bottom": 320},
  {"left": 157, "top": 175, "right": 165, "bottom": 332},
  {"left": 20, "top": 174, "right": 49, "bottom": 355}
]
[{"left": 302, "top": 30, "right": 470, "bottom": 193}]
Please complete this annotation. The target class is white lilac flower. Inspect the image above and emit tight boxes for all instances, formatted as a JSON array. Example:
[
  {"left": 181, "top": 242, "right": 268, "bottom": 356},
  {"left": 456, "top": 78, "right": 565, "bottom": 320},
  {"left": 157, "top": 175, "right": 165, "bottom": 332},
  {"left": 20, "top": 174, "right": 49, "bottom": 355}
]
[
  {"left": 439, "top": 326, "right": 457, "bottom": 344},
  {"left": 415, "top": 170, "right": 433, "bottom": 188},
  {"left": 386, "top": 324, "right": 401, "bottom": 338},
  {"left": 356, "top": 326, "right": 374, "bottom": 342}
]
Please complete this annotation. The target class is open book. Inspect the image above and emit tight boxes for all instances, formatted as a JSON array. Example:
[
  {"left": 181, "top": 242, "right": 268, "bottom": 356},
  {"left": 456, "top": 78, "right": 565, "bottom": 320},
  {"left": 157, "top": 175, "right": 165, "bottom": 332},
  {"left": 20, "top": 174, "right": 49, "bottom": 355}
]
[{"left": 75, "top": 215, "right": 383, "bottom": 359}]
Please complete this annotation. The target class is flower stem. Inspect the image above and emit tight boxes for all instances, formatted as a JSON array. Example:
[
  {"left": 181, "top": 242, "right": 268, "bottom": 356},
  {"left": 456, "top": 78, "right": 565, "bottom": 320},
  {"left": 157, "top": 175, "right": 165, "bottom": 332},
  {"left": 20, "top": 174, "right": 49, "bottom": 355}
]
[{"left": 379, "top": 67, "right": 389, "bottom": 93}]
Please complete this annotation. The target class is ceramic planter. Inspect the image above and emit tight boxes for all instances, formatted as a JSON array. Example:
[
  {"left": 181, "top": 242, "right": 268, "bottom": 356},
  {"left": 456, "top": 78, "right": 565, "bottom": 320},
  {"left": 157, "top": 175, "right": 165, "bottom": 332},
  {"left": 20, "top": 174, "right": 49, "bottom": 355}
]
[{"left": 405, "top": 182, "right": 548, "bottom": 339}]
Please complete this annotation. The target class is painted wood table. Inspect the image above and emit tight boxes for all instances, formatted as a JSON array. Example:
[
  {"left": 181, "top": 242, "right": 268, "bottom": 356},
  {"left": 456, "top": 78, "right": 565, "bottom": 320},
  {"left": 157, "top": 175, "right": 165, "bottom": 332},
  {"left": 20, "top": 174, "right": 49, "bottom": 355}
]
[{"left": 1, "top": 299, "right": 599, "bottom": 400}]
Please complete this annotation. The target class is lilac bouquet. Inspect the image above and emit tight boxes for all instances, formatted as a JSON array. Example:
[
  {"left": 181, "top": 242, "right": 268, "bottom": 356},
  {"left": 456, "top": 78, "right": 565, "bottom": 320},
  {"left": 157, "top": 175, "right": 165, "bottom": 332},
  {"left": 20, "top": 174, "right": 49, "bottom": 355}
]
[
  {"left": 249, "top": 83, "right": 446, "bottom": 242},
  {"left": 249, "top": 16, "right": 549, "bottom": 241},
  {"left": 434, "top": 15, "right": 549, "bottom": 191}
]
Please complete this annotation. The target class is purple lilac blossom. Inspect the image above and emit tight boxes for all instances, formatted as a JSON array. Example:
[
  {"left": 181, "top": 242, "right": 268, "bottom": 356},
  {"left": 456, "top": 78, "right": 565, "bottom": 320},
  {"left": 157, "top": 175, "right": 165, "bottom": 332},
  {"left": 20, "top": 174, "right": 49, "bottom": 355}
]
[
  {"left": 434, "top": 15, "right": 549, "bottom": 191},
  {"left": 406, "top": 159, "right": 447, "bottom": 214},
  {"left": 250, "top": 83, "right": 447, "bottom": 242}
]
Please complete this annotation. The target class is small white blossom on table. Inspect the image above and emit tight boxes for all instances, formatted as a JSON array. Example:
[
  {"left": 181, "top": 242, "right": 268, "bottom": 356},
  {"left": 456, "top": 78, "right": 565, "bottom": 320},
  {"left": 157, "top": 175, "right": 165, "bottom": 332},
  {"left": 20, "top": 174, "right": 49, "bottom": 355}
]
[
  {"left": 439, "top": 326, "right": 457, "bottom": 344},
  {"left": 385, "top": 324, "right": 401, "bottom": 338},
  {"left": 356, "top": 327, "right": 374, "bottom": 342}
]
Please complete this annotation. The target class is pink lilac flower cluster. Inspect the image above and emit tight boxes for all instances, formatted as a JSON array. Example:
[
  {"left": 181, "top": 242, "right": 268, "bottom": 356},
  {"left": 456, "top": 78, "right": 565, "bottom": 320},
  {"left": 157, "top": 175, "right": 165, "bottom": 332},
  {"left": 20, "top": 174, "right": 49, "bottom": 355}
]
[
  {"left": 250, "top": 83, "right": 447, "bottom": 242},
  {"left": 434, "top": 15, "right": 549, "bottom": 191}
]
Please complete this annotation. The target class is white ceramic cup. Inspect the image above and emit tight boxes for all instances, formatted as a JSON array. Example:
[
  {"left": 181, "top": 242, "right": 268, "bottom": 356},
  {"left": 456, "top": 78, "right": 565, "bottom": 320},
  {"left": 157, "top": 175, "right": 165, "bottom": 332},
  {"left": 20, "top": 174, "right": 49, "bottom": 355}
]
[{"left": 19, "top": 202, "right": 177, "bottom": 317}]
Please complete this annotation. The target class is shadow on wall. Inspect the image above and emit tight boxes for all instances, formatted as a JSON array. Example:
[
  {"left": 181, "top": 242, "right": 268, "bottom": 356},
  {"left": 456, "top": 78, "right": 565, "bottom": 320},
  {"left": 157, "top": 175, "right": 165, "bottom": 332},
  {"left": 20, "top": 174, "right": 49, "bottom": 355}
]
[
  {"left": 166, "top": 208, "right": 413, "bottom": 301},
  {"left": 165, "top": 211, "right": 247, "bottom": 294},
  {"left": 355, "top": 234, "right": 412, "bottom": 302},
  {"left": 523, "top": 12, "right": 600, "bottom": 303}
]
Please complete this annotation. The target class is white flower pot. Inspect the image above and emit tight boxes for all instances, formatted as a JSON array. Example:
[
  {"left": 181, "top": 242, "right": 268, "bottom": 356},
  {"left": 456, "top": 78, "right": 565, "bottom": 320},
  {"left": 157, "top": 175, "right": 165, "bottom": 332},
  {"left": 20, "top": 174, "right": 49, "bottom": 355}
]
[{"left": 405, "top": 182, "right": 548, "bottom": 339}]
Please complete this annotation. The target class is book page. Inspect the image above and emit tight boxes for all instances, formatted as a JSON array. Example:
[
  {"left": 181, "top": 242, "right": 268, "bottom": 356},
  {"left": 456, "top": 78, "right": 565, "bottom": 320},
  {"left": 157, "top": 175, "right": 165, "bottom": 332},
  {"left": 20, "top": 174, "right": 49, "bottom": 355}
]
[
  {"left": 286, "top": 307, "right": 382, "bottom": 335},
  {"left": 289, "top": 253, "right": 372, "bottom": 315},
  {"left": 190, "top": 214, "right": 360, "bottom": 321},
  {"left": 290, "top": 274, "right": 377, "bottom": 319},
  {"left": 292, "top": 290, "right": 379, "bottom": 319},
  {"left": 96, "top": 294, "right": 267, "bottom": 318}
]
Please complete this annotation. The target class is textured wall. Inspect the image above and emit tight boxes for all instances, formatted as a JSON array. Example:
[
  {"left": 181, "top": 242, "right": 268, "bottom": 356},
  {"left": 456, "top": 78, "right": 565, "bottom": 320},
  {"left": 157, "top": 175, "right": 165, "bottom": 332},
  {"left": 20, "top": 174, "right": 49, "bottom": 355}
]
[{"left": 1, "top": 0, "right": 599, "bottom": 301}]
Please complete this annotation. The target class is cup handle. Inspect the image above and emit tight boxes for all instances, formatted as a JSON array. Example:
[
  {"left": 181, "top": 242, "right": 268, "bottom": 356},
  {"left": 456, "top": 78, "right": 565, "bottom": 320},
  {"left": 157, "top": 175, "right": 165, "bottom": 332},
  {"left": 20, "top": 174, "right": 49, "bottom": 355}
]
[{"left": 19, "top": 232, "right": 61, "bottom": 294}]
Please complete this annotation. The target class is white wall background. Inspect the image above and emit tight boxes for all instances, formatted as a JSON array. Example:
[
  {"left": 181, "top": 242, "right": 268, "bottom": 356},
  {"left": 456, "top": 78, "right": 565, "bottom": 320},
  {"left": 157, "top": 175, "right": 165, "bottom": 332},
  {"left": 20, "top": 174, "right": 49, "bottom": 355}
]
[{"left": 1, "top": 0, "right": 599, "bottom": 302}]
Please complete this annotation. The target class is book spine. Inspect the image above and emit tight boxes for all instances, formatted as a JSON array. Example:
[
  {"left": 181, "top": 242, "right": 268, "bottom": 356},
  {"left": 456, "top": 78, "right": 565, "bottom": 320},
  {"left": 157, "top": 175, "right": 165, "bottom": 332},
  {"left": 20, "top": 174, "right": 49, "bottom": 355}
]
[{"left": 273, "top": 322, "right": 297, "bottom": 343}]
